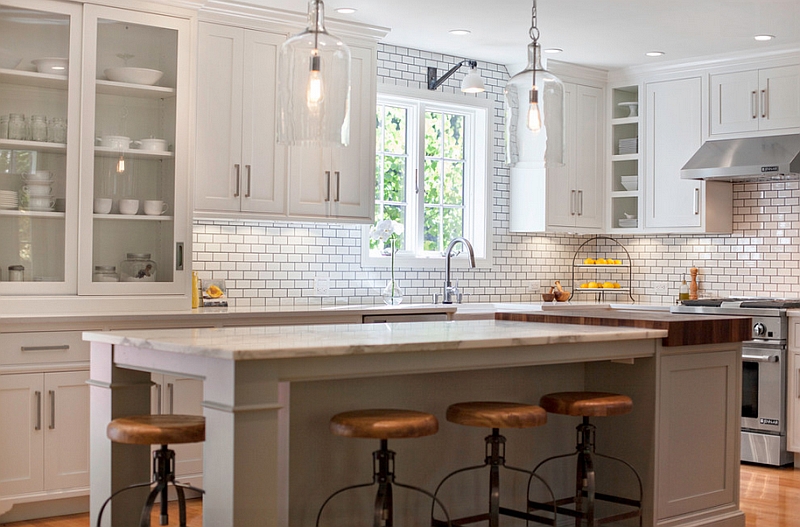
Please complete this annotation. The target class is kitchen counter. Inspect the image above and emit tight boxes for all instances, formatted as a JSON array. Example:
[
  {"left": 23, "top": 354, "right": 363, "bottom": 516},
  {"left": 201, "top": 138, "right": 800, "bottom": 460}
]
[
  {"left": 86, "top": 318, "right": 745, "bottom": 527},
  {"left": 496, "top": 308, "right": 752, "bottom": 346}
]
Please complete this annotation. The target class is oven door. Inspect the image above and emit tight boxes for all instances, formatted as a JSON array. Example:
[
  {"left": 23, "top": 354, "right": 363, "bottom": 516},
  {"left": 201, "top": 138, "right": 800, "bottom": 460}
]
[{"left": 741, "top": 341, "right": 786, "bottom": 434}]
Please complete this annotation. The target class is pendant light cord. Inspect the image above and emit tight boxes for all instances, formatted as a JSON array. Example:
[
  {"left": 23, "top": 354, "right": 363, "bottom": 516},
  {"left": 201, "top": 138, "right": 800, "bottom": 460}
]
[
  {"left": 529, "top": 0, "right": 539, "bottom": 92},
  {"left": 313, "top": 0, "right": 320, "bottom": 50}
]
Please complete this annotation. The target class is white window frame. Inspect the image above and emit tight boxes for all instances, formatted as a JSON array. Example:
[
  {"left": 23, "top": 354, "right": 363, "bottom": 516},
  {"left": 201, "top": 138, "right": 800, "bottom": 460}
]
[{"left": 362, "top": 84, "right": 493, "bottom": 270}]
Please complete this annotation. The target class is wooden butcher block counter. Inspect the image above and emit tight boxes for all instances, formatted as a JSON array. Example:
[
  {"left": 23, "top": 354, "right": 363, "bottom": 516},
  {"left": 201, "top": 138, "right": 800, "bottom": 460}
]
[{"left": 496, "top": 308, "right": 753, "bottom": 347}]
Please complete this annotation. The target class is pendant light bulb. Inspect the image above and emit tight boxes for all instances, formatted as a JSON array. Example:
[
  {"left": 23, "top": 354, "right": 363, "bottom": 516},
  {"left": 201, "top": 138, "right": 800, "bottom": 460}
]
[
  {"left": 116, "top": 154, "right": 125, "bottom": 173},
  {"left": 527, "top": 87, "right": 542, "bottom": 131},
  {"left": 307, "top": 52, "right": 323, "bottom": 109}
]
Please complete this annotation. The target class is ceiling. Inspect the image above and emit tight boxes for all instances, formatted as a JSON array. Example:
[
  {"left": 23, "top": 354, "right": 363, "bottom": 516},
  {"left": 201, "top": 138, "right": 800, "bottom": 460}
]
[{"left": 244, "top": 0, "right": 800, "bottom": 72}]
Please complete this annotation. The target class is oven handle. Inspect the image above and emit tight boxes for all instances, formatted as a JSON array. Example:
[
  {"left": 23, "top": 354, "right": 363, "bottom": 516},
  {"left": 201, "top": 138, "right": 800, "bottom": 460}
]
[{"left": 742, "top": 354, "right": 779, "bottom": 363}]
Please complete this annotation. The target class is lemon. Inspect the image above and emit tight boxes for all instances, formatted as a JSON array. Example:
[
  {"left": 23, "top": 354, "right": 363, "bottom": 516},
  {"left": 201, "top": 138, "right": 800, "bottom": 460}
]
[
  {"left": 587, "top": 281, "right": 599, "bottom": 289},
  {"left": 596, "top": 258, "right": 606, "bottom": 265},
  {"left": 603, "top": 281, "right": 615, "bottom": 289},
  {"left": 614, "top": 282, "right": 621, "bottom": 288},
  {"left": 580, "top": 282, "right": 589, "bottom": 288},
  {"left": 584, "top": 258, "right": 595, "bottom": 265},
  {"left": 614, "top": 259, "right": 622, "bottom": 265}
]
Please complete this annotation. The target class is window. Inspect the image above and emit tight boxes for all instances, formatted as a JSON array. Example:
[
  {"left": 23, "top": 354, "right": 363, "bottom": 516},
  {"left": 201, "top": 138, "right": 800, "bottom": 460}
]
[{"left": 365, "top": 85, "right": 492, "bottom": 268}]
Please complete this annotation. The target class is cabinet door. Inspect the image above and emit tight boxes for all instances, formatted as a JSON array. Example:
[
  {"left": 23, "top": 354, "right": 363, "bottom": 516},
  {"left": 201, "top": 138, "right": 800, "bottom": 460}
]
[
  {"left": 194, "top": 23, "right": 245, "bottom": 213},
  {"left": 657, "top": 350, "right": 739, "bottom": 519},
  {"left": 43, "top": 371, "right": 89, "bottom": 491},
  {"left": 80, "top": 6, "right": 191, "bottom": 297},
  {"left": 710, "top": 70, "right": 759, "bottom": 135},
  {"left": 329, "top": 44, "right": 376, "bottom": 221},
  {"left": 645, "top": 77, "right": 703, "bottom": 229},
  {"left": 760, "top": 64, "right": 800, "bottom": 131},
  {"left": 0, "top": 374, "right": 44, "bottom": 496},
  {"left": 573, "top": 84, "right": 603, "bottom": 229},
  {"left": 546, "top": 83, "right": 576, "bottom": 228},
  {"left": 241, "top": 30, "right": 287, "bottom": 214},
  {"left": 789, "top": 350, "right": 800, "bottom": 452},
  {"left": 0, "top": 1, "right": 81, "bottom": 295}
]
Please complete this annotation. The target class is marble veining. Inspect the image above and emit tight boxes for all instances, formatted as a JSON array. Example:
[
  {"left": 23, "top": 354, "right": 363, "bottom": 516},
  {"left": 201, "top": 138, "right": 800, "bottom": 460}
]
[{"left": 84, "top": 320, "right": 667, "bottom": 361}]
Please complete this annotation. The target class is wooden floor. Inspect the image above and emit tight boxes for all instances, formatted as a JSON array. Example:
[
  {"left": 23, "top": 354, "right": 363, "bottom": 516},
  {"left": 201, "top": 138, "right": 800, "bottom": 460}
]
[{"left": 3, "top": 464, "right": 799, "bottom": 526}]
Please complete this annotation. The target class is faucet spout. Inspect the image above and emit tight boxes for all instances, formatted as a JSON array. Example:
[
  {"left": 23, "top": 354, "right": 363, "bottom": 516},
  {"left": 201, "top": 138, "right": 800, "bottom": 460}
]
[{"left": 442, "top": 237, "right": 476, "bottom": 304}]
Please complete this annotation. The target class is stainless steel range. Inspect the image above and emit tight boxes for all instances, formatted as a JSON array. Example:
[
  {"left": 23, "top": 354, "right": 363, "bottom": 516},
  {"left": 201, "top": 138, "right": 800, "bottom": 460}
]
[{"left": 672, "top": 297, "right": 800, "bottom": 466}]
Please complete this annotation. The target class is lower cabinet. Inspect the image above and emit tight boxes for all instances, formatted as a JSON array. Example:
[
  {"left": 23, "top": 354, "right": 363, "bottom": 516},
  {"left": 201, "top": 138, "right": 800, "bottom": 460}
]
[
  {"left": 0, "top": 370, "right": 90, "bottom": 497},
  {"left": 656, "top": 348, "right": 739, "bottom": 520},
  {"left": 151, "top": 374, "right": 204, "bottom": 482},
  {"left": 789, "top": 351, "right": 800, "bottom": 453}
]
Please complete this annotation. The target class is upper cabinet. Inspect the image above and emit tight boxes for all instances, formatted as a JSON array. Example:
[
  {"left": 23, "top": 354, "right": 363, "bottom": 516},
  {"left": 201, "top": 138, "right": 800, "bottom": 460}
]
[
  {"left": 0, "top": 0, "right": 194, "bottom": 314},
  {"left": 0, "top": 0, "right": 82, "bottom": 295},
  {"left": 644, "top": 77, "right": 731, "bottom": 233},
  {"left": 194, "top": 22, "right": 286, "bottom": 216},
  {"left": 546, "top": 83, "right": 604, "bottom": 232},
  {"left": 710, "top": 64, "right": 800, "bottom": 135},
  {"left": 79, "top": 5, "right": 191, "bottom": 298},
  {"left": 608, "top": 85, "right": 640, "bottom": 232},
  {"left": 194, "top": 17, "right": 382, "bottom": 224}
]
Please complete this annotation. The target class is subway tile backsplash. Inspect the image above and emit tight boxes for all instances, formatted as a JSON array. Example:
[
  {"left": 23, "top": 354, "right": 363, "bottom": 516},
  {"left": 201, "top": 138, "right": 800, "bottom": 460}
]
[{"left": 192, "top": 43, "right": 800, "bottom": 307}]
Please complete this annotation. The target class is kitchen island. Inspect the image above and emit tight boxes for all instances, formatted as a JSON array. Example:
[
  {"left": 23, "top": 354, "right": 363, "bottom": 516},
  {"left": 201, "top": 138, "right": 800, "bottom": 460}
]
[{"left": 85, "top": 317, "right": 745, "bottom": 527}]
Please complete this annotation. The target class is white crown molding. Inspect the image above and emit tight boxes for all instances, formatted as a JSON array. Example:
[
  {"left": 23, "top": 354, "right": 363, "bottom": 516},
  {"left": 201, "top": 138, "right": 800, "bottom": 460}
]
[{"left": 197, "top": 0, "right": 389, "bottom": 41}]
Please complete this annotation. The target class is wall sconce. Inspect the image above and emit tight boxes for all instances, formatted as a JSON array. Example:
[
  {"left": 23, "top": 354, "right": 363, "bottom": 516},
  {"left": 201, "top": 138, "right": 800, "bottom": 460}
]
[
  {"left": 277, "top": 0, "right": 351, "bottom": 147},
  {"left": 427, "top": 60, "right": 485, "bottom": 93}
]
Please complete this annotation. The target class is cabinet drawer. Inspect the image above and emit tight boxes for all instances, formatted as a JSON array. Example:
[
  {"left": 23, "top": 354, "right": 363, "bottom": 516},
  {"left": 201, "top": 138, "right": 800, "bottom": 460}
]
[{"left": 2, "top": 331, "right": 89, "bottom": 365}]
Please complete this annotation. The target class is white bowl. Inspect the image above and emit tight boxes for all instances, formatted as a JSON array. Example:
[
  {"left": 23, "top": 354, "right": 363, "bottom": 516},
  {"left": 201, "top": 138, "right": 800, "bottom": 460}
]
[
  {"left": 31, "top": 57, "right": 69, "bottom": 75},
  {"left": 136, "top": 138, "right": 167, "bottom": 152},
  {"left": 97, "top": 135, "right": 132, "bottom": 149},
  {"left": 105, "top": 67, "right": 163, "bottom": 86}
]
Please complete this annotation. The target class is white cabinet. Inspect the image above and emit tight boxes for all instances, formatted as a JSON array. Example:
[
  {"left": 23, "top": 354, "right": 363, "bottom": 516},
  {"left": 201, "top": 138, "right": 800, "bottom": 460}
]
[
  {"left": 287, "top": 44, "right": 376, "bottom": 222},
  {"left": 194, "top": 22, "right": 286, "bottom": 215},
  {"left": 790, "top": 350, "right": 800, "bottom": 453},
  {"left": 644, "top": 77, "right": 731, "bottom": 232},
  {"left": 0, "top": 0, "right": 194, "bottom": 314},
  {"left": 547, "top": 83, "right": 604, "bottom": 231},
  {"left": 0, "top": 371, "right": 89, "bottom": 497},
  {"left": 711, "top": 64, "right": 800, "bottom": 135},
  {"left": 657, "top": 348, "right": 739, "bottom": 520}
]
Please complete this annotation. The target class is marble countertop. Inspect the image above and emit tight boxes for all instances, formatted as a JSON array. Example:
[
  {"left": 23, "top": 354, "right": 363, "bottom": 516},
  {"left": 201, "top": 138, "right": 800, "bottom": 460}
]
[{"left": 83, "top": 319, "right": 667, "bottom": 361}]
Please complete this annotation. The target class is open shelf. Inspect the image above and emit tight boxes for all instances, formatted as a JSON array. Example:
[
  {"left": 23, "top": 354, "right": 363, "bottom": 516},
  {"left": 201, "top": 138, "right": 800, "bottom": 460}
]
[
  {"left": 94, "top": 146, "right": 173, "bottom": 159},
  {"left": 0, "top": 209, "right": 65, "bottom": 218},
  {"left": 0, "top": 68, "right": 68, "bottom": 90},
  {"left": 0, "top": 138, "right": 67, "bottom": 153},
  {"left": 95, "top": 79, "right": 175, "bottom": 99},
  {"left": 94, "top": 213, "right": 173, "bottom": 221}
]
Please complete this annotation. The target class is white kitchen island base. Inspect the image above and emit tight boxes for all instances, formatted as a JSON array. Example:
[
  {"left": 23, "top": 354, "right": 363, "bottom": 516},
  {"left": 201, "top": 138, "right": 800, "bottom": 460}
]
[{"left": 85, "top": 320, "right": 744, "bottom": 527}]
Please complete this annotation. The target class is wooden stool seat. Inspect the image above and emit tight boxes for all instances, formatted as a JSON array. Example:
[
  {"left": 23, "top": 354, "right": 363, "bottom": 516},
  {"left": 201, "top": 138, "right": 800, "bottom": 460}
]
[
  {"left": 330, "top": 409, "right": 439, "bottom": 439},
  {"left": 106, "top": 415, "right": 206, "bottom": 445},
  {"left": 539, "top": 391, "right": 633, "bottom": 417},
  {"left": 446, "top": 401, "right": 547, "bottom": 429}
]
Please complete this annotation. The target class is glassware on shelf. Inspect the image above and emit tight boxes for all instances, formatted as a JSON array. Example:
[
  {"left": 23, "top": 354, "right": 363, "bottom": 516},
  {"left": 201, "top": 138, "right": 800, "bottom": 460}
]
[
  {"left": 119, "top": 253, "right": 157, "bottom": 282},
  {"left": 8, "top": 265, "right": 24, "bottom": 281},
  {"left": 48, "top": 118, "right": 67, "bottom": 143},
  {"left": 93, "top": 265, "right": 119, "bottom": 282},
  {"left": 8, "top": 113, "right": 26, "bottom": 140},
  {"left": 30, "top": 115, "right": 47, "bottom": 142}
]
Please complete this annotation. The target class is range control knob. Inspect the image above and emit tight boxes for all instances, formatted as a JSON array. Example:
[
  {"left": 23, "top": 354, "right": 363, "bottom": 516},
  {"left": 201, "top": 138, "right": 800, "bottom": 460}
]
[{"left": 753, "top": 322, "right": 767, "bottom": 337}]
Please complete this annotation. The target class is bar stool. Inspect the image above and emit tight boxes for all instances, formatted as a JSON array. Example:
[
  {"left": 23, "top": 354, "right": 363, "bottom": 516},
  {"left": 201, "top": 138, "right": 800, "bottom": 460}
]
[
  {"left": 529, "top": 392, "right": 642, "bottom": 527},
  {"left": 316, "top": 408, "right": 451, "bottom": 527},
  {"left": 432, "top": 401, "right": 556, "bottom": 527},
  {"left": 96, "top": 414, "right": 206, "bottom": 527}
]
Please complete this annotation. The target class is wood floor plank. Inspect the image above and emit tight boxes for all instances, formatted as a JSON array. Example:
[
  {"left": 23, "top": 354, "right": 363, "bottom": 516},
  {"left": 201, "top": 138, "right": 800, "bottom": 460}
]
[{"left": 2, "top": 464, "right": 798, "bottom": 527}]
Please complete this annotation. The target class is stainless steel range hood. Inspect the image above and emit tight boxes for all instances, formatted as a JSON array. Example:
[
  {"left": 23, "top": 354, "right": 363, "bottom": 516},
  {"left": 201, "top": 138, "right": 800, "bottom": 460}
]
[{"left": 681, "top": 134, "right": 800, "bottom": 181}]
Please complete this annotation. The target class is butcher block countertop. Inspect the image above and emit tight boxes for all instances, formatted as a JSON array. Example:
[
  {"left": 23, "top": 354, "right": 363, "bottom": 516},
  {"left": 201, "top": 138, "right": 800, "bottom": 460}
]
[{"left": 495, "top": 308, "right": 752, "bottom": 347}]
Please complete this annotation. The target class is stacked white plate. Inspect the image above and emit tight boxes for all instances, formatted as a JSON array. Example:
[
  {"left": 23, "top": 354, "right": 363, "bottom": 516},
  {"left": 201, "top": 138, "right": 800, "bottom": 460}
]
[
  {"left": 618, "top": 218, "right": 638, "bottom": 228},
  {"left": 0, "top": 189, "right": 18, "bottom": 210},
  {"left": 618, "top": 137, "right": 638, "bottom": 155}
]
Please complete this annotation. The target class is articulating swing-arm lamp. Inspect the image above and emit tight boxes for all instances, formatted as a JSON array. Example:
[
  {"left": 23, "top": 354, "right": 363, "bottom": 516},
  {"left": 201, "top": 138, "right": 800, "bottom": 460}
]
[{"left": 427, "top": 59, "right": 485, "bottom": 93}]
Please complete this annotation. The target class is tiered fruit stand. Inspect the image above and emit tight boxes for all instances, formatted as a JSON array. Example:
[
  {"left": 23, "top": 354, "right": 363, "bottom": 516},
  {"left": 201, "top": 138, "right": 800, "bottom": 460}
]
[{"left": 570, "top": 236, "right": 634, "bottom": 303}]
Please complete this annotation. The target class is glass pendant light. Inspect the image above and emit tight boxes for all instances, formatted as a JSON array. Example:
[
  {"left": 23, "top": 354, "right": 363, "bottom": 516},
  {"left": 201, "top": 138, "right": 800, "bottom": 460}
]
[
  {"left": 277, "top": 0, "right": 351, "bottom": 146},
  {"left": 504, "top": 0, "right": 564, "bottom": 167}
]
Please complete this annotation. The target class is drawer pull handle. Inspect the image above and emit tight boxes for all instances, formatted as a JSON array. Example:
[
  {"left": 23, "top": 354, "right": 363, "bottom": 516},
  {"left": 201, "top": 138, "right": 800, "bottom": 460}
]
[
  {"left": 21, "top": 345, "right": 70, "bottom": 352},
  {"left": 234, "top": 164, "right": 241, "bottom": 197},
  {"left": 35, "top": 391, "right": 42, "bottom": 431},
  {"left": 49, "top": 390, "right": 55, "bottom": 430}
]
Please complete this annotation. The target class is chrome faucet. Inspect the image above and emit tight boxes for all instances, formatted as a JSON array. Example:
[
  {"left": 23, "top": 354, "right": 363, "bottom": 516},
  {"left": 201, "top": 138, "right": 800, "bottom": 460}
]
[{"left": 439, "top": 237, "right": 476, "bottom": 304}]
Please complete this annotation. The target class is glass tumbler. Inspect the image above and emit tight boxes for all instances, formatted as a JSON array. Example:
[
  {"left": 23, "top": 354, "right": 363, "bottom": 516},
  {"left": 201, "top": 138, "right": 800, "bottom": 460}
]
[
  {"left": 8, "top": 113, "right": 26, "bottom": 140},
  {"left": 30, "top": 115, "right": 47, "bottom": 142}
]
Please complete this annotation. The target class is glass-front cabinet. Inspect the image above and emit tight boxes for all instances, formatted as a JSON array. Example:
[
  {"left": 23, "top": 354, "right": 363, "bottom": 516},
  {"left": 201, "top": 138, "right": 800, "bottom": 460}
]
[
  {"left": 80, "top": 5, "right": 190, "bottom": 296},
  {"left": 0, "top": 0, "right": 81, "bottom": 295},
  {"left": 0, "top": 0, "right": 191, "bottom": 309}
]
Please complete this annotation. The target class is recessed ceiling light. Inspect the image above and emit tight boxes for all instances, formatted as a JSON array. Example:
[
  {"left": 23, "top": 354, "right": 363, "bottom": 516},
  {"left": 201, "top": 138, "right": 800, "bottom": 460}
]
[
  {"left": 543, "top": 48, "right": 563, "bottom": 54},
  {"left": 646, "top": 51, "right": 665, "bottom": 57},
  {"left": 335, "top": 7, "right": 357, "bottom": 14},
  {"left": 754, "top": 34, "right": 775, "bottom": 41},
  {"left": 449, "top": 29, "right": 471, "bottom": 36}
]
